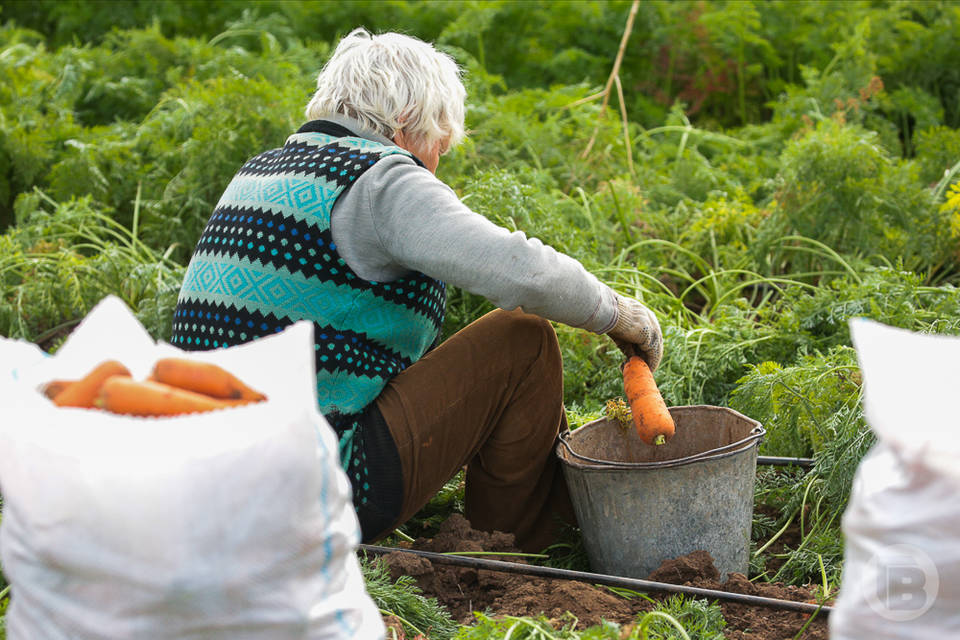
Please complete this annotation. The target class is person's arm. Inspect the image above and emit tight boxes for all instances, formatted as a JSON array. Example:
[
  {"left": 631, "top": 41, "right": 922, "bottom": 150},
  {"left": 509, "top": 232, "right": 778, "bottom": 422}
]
[{"left": 333, "top": 155, "right": 617, "bottom": 333}]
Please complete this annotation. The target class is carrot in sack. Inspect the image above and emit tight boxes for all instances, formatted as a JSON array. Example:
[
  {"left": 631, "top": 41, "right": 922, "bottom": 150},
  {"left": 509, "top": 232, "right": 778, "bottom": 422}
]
[
  {"left": 623, "top": 355, "right": 675, "bottom": 446},
  {"left": 95, "top": 376, "right": 239, "bottom": 416},
  {"left": 42, "top": 379, "right": 75, "bottom": 400},
  {"left": 150, "top": 357, "right": 266, "bottom": 401},
  {"left": 52, "top": 360, "right": 131, "bottom": 408}
]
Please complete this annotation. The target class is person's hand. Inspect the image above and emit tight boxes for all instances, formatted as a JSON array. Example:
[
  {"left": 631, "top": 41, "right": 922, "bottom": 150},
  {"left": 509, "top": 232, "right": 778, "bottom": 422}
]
[{"left": 607, "top": 295, "right": 663, "bottom": 372}]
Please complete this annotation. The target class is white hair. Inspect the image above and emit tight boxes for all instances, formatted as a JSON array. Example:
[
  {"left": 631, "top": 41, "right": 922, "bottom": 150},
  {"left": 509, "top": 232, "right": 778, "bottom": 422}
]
[{"left": 305, "top": 28, "right": 466, "bottom": 152}]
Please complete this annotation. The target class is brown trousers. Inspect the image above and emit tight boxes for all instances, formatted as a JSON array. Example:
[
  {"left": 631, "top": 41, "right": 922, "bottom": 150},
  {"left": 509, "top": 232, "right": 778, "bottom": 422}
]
[{"left": 373, "top": 308, "right": 576, "bottom": 552}]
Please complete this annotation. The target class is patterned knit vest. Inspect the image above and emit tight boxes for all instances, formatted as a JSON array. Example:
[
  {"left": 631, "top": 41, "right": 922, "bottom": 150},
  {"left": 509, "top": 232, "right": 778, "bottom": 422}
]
[{"left": 171, "top": 121, "right": 446, "bottom": 503}]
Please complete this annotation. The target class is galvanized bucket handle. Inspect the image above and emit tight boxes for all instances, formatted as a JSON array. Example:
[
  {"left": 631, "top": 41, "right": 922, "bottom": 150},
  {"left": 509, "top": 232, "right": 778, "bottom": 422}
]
[{"left": 558, "top": 424, "right": 765, "bottom": 470}]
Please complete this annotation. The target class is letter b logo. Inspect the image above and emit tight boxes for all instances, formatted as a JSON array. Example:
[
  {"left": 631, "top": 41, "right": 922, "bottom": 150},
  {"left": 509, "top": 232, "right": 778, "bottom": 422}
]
[
  {"left": 879, "top": 562, "right": 927, "bottom": 611},
  {"left": 867, "top": 545, "right": 938, "bottom": 621}
]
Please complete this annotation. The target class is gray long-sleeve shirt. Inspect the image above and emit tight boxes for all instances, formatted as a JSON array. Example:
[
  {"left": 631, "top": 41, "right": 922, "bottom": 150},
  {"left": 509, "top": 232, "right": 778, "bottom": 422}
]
[{"left": 324, "top": 115, "right": 619, "bottom": 334}]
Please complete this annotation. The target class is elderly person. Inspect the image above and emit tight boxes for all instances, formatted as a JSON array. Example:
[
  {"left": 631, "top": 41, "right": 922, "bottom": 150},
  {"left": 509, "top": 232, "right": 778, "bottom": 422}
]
[{"left": 171, "top": 28, "right": 662, "bottom": 552}]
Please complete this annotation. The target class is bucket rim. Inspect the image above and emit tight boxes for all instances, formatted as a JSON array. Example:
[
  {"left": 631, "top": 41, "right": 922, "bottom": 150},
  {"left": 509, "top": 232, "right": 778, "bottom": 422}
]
[{"left": 557, "top": 405, "right": 766, "bottom": 471}]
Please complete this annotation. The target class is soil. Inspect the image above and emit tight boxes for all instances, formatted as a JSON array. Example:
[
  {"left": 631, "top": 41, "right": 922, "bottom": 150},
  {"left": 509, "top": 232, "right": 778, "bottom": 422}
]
[{"left": 379, "top": 514, "right": 830, "bottom": 639}]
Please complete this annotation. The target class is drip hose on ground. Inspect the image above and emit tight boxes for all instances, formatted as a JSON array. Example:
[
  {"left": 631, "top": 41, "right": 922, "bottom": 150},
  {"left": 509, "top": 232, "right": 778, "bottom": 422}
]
[
  {"left": 756, "top": 456, "right": 815, "bottom": 468},
  {"left": 358, "top": 544, "right": 832, "bottom": 617}
]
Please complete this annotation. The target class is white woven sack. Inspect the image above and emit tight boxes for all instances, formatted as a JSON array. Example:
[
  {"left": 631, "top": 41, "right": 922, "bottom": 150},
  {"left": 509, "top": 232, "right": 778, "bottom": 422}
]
[
  {"left": 0, "top": 296, "right": 385, "bottom": 640},
  {"left": 831, "top": 319, "right": 960, "bottom": 638}
]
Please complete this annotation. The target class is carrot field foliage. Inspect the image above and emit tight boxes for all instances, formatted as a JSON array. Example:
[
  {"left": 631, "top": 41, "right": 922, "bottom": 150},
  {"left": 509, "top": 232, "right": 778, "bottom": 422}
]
[{"left": 2, "top": 0, "right": 960, "bottom": 631}]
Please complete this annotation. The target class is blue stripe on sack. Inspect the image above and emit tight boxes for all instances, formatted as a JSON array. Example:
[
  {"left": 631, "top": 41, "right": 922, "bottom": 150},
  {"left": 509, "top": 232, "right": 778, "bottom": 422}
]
[{"left": 311, "top": 414, "right": 357, "bottom": 636}]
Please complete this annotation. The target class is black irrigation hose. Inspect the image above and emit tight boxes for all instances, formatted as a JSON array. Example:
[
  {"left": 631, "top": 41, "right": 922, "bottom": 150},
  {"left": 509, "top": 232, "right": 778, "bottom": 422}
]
[
  {"left": 756, "top": 455, "right": 815, "bottom": 469},
  {"left": 359, "top": 544, "right": 832, "bottom": 618}
]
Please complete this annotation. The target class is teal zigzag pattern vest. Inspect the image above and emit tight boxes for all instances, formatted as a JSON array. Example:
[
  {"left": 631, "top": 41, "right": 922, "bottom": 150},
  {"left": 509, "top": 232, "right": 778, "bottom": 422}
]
[{"left": 171, "top": 121, "right": 446, "bottom": 505}]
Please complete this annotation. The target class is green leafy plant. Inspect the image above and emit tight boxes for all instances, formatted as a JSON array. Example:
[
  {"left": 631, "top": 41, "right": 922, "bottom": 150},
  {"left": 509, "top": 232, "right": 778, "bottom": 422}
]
[
  {"left": 361, "top": 557, "right": 459, "bottom": 640},
  {"left": 639, "top": 595, "right": 725, "bottom": 640},
  {"left": 0, "top": 191, "right": 183, "bottom": 346}
]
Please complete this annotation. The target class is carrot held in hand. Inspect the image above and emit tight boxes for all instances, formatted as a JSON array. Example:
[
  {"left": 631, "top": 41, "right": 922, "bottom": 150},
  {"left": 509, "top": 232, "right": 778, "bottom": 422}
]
[
  {"left": 623, "top": 355, "right": 675, "bottom": 446},
  {"left": 52, "top": 360, "right": 131, "bottom": 408},
  {"left": 150, "top": 357, "right": 266, "bottom": 401},
  {"left": 95, "top": 376, "right": 236, "bottom": 416}
]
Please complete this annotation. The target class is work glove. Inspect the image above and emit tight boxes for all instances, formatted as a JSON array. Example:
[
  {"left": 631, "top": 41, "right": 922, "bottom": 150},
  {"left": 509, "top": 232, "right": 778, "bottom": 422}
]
[{"left": 607, "top": 295, "right": 663, "bottom": 372}]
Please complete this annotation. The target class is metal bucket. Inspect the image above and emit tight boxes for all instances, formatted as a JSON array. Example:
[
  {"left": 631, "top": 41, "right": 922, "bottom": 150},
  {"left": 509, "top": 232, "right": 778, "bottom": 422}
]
[{"left": 556, "top": 405, "right": 764, "bottom": 581}]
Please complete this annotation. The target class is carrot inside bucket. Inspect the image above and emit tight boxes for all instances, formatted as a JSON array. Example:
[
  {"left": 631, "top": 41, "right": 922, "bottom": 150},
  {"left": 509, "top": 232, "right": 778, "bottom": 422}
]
[{"left": 556, "top": 405, "right": 765, "bottom": 581}]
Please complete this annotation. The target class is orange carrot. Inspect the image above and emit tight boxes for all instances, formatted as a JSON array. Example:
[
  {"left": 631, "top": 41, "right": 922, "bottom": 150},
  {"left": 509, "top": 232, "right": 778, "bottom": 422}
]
[
  {"left": 623, "top": 355, "right": 675, "bottom": 446},
  {"left": 52, "top": 360, "right": 131, "bottom": 408},
  {"left": 95, "top": 376, "right": 235, "bottom": 416},
  {"left": 41, "top": 379, "right": 76, "bottom": 400},
  {"left": 150, "top": 357, "right": 266, "bottom": 401}
]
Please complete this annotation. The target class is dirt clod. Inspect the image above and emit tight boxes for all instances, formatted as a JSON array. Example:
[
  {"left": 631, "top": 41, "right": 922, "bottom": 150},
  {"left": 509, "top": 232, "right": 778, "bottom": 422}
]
[{"left": 647, "top": 548, "right": 719, "bottom": 585}]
